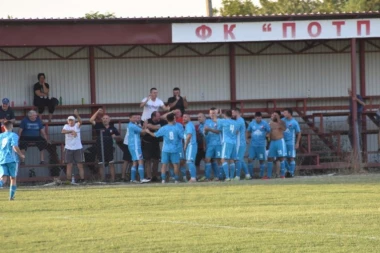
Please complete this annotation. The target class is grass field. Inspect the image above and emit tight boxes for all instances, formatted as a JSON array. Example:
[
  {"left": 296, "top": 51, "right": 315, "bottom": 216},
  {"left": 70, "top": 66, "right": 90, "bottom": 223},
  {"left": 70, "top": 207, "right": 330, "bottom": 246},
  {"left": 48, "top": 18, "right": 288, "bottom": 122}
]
[{"left": 1, "top": 174, "right": 380, "bottom": 253}]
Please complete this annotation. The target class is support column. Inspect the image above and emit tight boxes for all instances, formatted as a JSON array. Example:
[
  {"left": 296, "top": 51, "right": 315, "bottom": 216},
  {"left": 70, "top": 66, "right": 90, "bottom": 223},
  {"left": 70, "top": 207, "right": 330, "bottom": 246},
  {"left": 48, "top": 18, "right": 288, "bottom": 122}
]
[
  {"left": 351, "top": 38, "right": 360, "bottom": 170},
  {"left": 359, "top": 40, "right": 367, "bottom": 162},
  {"left": 229, "top": 43, "right": 237, "bottom": 109},
  {"left": 89, "top": 46, "right": 96, "bottom": 104}
]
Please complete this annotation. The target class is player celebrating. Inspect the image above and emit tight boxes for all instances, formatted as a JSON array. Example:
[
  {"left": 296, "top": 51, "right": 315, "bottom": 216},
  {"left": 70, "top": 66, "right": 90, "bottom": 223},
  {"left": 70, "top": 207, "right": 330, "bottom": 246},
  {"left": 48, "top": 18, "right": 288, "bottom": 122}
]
[
  {"left": 183, "top": 114, "right": 198, "bottom": 182},
  {"left": 267, "top": 111, "right": 287, "bottom": 179},
  {"left": 128, "top": 113, "right": 150, "bottom": 183},
  {"left": 232, "top": 108, "right": 251, "bottom": 180},
  {"left": 283, "top": 108, "right": 301, "bottom": 177},
  {"left": 206, "top": 110, "right": 238, "bottom": 181},
  {"left": 246, "top": 112, "right": 271, "bottom": 178},
  {"left": 0, "top": 121, "right": 25, "bottom": 200},
  {"left": 145, "top": 113, "right": 183, "bottom": 183}
]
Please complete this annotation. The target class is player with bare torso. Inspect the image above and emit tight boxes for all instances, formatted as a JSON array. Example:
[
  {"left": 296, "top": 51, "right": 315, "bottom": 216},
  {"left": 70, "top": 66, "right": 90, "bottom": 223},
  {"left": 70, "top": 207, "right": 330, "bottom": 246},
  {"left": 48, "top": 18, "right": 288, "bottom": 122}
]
[{"left": 267, "top": 111, "right": 287, "bottom": 179}]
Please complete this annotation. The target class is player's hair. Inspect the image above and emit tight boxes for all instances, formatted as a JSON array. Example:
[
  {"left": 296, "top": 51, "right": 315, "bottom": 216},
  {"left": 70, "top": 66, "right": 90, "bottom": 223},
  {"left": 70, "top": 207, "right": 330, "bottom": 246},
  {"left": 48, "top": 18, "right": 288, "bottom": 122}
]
[
  {"left": 167, "top": 113, "right": 175, "bottom": 122},
  {"left": 233, "top": 107, "right": 241, "bottom": 113},
  {"left": 37, "top": 73, "right": 45, "bottom": 80},
  {"left": 150, "top": 87, "right": 157, "bottom": 93},
  {"left": 210, "top": 107, "right": 216, "bottom": 111},
  {"left": 3, "top": 121, "right": 13, "bottom": 130},
  {"left": 129, "top": 113, "right": 140, "bottom": 118},
  {"left": 255, "top": 112, "right": 262, "bottom": 117},
  {"left": 274, "top": 111, "right": 282, "bottom": 117},
  {"left": 151, "top": 111, "right": 159, "bottom": 119},
  {"left": 284, "top": 108, "right": 293, "bottom": 116},
  {"left": 173, "top": 87, "right": 180, "bottom": 91},
  {"left": 225, "top": 110, "right": 232, "bottom": 117}
]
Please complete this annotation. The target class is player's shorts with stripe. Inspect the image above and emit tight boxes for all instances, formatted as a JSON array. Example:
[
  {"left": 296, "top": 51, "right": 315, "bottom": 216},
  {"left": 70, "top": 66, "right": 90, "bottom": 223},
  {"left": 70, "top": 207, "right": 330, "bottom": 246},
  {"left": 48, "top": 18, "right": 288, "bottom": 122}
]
[
  {"left": 128, "top": 145, "right": 143, "bottom": 161},
  {"left": 286, "top": 144, "right": 296, "bottom": 158},
  {"left": 221, "top": 143, "right": 236, "bottom": 160},
  {"left": 205, "top": 145, "right": 221, "bottom": 159},
  {"left": 268, "top": 139, "right": 287, "bottom": 158},
  {"left": 185, "top": 144, "right": 197, "bottom": 162},
  {"left": 235, "top": 145, "right": 246, "bottom": 161},
  {"left": 161, "top": 152, "right": 180, "bottom": 164},
  {"left": 248, "top": 146, "right": 267, "bottom": 161},
  {"left": 0, "top": 162, "right": 18, "bottom": 178}
]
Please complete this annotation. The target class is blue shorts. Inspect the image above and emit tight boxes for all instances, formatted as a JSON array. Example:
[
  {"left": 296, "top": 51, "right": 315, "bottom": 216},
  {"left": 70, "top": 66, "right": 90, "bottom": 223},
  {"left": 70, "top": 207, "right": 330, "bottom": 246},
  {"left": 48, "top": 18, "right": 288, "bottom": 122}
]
[
  {"left": 268, "top": 139, "right": 287, "bottom": 158},
  {"left": 286, "top": 144, "right": 296, "bottom": 158},
  {"left": 161, "top": 152, "right": 180, "bottom": 164},
  {"left": 221, "top": 143, "right": 236, "bottom": 160},
  {"left": 235, "top": 145, "right": 246, "bottom": 161},
  {"left": 0, "top": 162, "right": 18, "bottom": 178},
  {"left": 128, "top": 146, "right": 143, "bottom": 161},
  {"left": 248, "top": 146, "right": 267, "bottom": 160},
  {"left": 205, "top": 145, "right": 221, "bottom": 159},
  {"left": 185, "top": 144, "right": 197, "bottom": 162}
]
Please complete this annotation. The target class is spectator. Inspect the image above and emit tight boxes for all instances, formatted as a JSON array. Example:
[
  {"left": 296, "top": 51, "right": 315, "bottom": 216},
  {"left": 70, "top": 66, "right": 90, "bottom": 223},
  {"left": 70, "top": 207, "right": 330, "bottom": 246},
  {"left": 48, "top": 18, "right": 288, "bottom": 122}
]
[
  {"left": 167, "top": 87, "right": 188, "bottom": 115},
  {"left": 348, "top": 88, "right": 365, "bottom": 150},
  {"left": 143, "top": 111, "right": 167, "bottom": 181},
  {"left": 140, "top": 87, "right": 169, "bottom": 122},
  {"left": 33, "top": 73, "right": 58, "bottom": 122},
  {"left": 195, "top": 114, "right": 206, "bottom": 179},
  {"left": 0, "top": 98, "right": 15, "bottom": 133},
  {"left": 89, "top": 108, "right": 120, "bottom": 182},
  {"left": 61, "top": 110, "right": 85, "bottom": 184},
  {"left": 120, "top": 131, "right": 132, "bottom": 182},
  {"left": 18, "top": 110, "right": 49, "bottom": 165}
]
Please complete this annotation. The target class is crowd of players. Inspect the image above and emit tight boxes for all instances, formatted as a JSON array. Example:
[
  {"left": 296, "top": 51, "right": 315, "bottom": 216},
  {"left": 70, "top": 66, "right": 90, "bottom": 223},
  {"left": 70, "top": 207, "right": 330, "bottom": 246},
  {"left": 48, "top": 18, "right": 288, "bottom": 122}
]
[{"left": 0, "top": 86, "right": 301, "bottom": 200}]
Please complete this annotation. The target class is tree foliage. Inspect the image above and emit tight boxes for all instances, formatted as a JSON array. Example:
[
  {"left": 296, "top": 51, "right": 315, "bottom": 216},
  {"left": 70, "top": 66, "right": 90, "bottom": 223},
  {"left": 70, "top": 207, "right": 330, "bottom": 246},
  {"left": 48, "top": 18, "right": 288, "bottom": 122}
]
[
  {"left": 84, "top": 11, "right": 116, "bottom": 19},
  {"left": 215, "top": 0, "right": 380, "bottom": 15}
]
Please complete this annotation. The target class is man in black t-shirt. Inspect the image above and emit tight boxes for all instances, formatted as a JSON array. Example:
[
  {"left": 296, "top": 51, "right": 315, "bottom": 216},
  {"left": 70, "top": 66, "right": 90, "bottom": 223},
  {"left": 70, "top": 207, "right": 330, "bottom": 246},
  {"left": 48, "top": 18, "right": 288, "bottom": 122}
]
[
  {"left": 142, "top": 111, "right": 167, "bottom": 180},
  {"left": 33, "top": 73, "right": 58, "bottom": 122},
  {"left": 90, "top": 108, "right": 120, "bottom": 182},
  {"left": 167, "top": 87, "right": 188, "bottom": 115},
  {"left": 0, "top": 98, "right": 15, "bottom": 133}
]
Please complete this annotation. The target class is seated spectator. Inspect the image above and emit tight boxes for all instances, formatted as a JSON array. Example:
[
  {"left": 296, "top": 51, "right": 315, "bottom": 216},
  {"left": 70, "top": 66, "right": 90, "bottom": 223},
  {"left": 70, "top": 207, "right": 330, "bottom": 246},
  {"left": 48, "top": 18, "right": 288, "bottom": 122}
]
[
  {"left": 33, "top": 73, "right": 58, "bottom": 122},
  {"left": 18, "top": 110, "right": 49, "bottom": 164},
  {"left": 0, "top": 98, "right": 15, "bottom": 133}
]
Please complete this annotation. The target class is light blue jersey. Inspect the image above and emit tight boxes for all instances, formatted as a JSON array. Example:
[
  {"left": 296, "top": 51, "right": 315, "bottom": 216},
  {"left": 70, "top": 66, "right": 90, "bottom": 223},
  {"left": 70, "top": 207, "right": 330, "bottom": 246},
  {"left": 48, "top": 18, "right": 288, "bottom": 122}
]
[
  {"left": 283, "top": 118, "right": 301, "bottom": 145},
  {"left": 0, "top": 132, "right": 20, "bottom": 164},
  {"left": 247, "top": 120, "right": 270, "bottom": 147},
  {"left": 127, "top": 122, "right": 142, "bottom": 148},
  {"left": 155, "top": 124, "right": 183, "bottom": 153},
  {"left": 175, "top": 122, "right": 184, "bottom": 152},
  {"left": 236, "top": 117, "right": 246, "bottom": 147},
  {"left": 184, "top": 122, "right": 197, "bottom": 146},
  {"left": 218, "top": 119, "right": 239, "bottom": 145},
  {"left": 203, "top": 119, "right": 221, "bottom": 146}
]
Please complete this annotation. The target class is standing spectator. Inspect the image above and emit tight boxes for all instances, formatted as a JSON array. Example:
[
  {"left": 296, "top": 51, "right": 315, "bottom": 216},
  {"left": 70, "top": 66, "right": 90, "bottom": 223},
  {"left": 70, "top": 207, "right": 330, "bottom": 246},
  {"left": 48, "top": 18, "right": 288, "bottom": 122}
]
[
  {"left": 195, "top": 113, "right": 206, "bottom": 180},
  {"left": 89, "top": 108, "right": 120, "bottom": 182},
  {"left": 348, "top": 88, "right": 365, "bottom": 150},
  {"left": 61, "top": 110, "right": 85, "bottom": 184},
  {"left": 0, "top": 98, "right": 15, "bottom": 133},
  {"left": 167, "top": 87, "right": 188, "bottom": 115},
  {"left": 33, "top": 73, "right": 58, "bottom": 122},
  {"left": 18, "top": 110, "right": 49, "bottom": 164},
  {"left": 120, "top": 130, "right": 132, "bottom": 182},
  {"left": 0, "top": 121, "right": 25, "bottom": 200},
  {"left": 143, "top": 111, "right": 167, "bottom": 181},
  {"left": 140, "top": 88, "right": 169, "bottom": 122}
]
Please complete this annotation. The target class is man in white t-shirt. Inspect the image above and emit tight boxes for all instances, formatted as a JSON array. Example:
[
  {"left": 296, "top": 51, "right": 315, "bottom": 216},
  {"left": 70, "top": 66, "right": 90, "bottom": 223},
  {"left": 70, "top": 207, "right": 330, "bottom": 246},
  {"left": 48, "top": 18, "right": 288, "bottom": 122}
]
[
  {"left": 61, "top": 110, "right": 85, "bottom": 183},
  {"left": 140, "top": 87, "right": 170, "bottom": 121}
]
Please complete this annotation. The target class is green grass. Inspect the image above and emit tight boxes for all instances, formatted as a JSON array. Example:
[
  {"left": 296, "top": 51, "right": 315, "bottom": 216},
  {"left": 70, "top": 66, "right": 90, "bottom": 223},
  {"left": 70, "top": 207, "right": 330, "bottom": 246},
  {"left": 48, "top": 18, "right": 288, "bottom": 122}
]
[{"left": 1, "top": 175, "right": 380, "bottom": 253}]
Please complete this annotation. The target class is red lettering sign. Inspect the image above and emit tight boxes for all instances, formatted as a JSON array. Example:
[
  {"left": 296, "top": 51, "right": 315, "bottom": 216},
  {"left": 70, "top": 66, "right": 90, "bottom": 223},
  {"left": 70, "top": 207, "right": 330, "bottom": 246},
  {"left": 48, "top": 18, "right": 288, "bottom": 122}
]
[
  {"left": 224, "top": 24, "right": 236, "bottom": 40},
  {"left": 357, "top": 20, "right": 370, "bottom": 36},
  {"left": 196, "top": 25, "right": 212, "bottom": 40},
  {"left": 332, "top": 21, "right": 345, "bottom": 36},
  {"left": 282, "top": 23, "right": 296, "bottom": 38},
  {"left": 307, "top": 22, "right": 322, "bottom": 38}
]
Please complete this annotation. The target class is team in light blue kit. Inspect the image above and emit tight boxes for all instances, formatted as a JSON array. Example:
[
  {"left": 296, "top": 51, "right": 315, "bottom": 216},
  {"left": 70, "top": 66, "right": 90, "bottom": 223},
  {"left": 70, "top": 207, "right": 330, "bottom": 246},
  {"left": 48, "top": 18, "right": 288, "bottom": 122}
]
[
  {"left": 0, "top": 121, "right": 25, "bottom": 200},
  {"left": 282, "top": 108, "right": 301, "bottom": 177},
  {"left": 199, "top": 108, "right": 222, "bottom": 181},
  {"left": 146, "top": 113, "right": 183, "bottom": 183},
  {"left": 127, "top": 113, "right": 151, "bottom": 184},
  {"left": 233, "top": 108, "right": 251, "bottom": 180},
  {"left": 246, "top": 112, "right": 271, "bottom": 178},
  {"left": 183, "top": 114, "right": 198, "bottom": 182}
]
